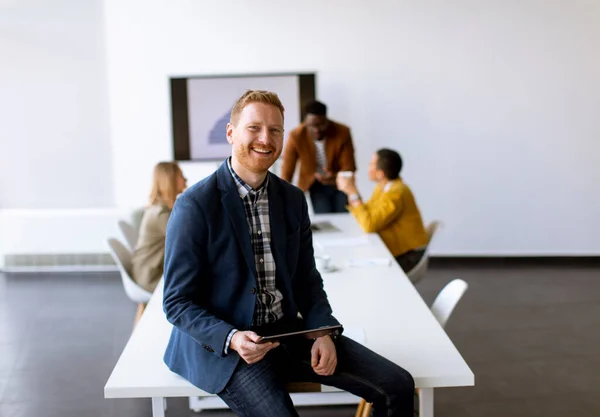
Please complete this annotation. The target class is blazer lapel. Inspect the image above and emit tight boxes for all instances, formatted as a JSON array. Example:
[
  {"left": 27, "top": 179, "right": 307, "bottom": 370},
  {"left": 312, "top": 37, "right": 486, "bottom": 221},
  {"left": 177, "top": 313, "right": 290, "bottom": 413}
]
[
  {"left": 267, "top": 175, "right": 287, "bottom": 277},
  {"left": 217, "top": 162, "right": 257, "bottom": 279},
  {"left": 304, "top": 129, "right": 317, "bottom": 169}
]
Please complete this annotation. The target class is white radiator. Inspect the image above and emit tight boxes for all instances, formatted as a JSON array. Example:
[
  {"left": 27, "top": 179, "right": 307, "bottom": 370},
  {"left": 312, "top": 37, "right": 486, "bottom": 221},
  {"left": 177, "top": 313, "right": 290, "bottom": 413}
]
[{"left": 2, "top": 253, "right": 118, "bottom": 273}]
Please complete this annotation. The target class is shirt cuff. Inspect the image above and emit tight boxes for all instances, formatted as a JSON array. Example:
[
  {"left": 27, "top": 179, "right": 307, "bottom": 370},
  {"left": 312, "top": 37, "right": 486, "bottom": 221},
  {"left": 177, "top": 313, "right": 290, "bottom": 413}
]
[{"left": 224, "top": 329, "right": 238, "bottom": 355}]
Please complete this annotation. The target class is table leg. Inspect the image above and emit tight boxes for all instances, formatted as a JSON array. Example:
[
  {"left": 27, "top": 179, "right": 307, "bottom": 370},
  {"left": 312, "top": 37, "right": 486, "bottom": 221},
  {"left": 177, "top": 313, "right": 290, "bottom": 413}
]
[
  {"left": 152, "top": 397, "right": 166, "bottom": 417},
  {"left": 419, "top": 388, "right": 434, "bottom": 417}
]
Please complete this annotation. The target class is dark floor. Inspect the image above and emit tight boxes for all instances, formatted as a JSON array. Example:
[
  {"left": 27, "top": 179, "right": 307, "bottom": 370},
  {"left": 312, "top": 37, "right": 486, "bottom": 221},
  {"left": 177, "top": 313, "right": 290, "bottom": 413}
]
[{"left": 0, "top": 261, "right": 599, "bottom": 417}]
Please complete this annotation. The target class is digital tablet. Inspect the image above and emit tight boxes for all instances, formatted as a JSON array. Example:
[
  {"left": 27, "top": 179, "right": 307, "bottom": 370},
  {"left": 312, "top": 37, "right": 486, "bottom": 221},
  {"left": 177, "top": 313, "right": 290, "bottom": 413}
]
[{"left": 256, "top": 325, "right": 343, "bottom": 344}]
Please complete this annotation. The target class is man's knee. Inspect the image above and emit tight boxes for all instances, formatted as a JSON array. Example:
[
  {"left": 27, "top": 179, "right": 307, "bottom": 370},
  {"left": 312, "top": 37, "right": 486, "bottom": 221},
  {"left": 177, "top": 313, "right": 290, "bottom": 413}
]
[
  {"left": 388, "top": 366, "right": 415, "bottom": 410},
  {"left": 389, "top": 366, "right": 415, "bottom": 398},
  {"left": 377, "top": 365, "right": 414, "bottom": 399}
]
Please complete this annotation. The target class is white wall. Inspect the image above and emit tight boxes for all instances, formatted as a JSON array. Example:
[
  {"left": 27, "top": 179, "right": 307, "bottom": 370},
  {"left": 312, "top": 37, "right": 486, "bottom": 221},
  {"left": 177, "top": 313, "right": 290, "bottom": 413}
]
[
  {"left": 0, "top": 0, "right": 113, "bottom": 209},
  {"left": 102, "top": 0, "right": 600, "bottom": 255},
  {"left": 0, "top": 208, "right": 126, "bottom": 257},
  {"left": 2, "top": 0, "right": 598, "bottom": 259}
]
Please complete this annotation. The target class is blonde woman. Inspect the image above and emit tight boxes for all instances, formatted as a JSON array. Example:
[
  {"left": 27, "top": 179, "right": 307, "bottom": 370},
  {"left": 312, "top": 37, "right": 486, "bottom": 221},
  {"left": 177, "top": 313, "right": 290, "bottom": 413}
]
[{"left": 132, "top": 162, "right": 187, "bottom": 292}]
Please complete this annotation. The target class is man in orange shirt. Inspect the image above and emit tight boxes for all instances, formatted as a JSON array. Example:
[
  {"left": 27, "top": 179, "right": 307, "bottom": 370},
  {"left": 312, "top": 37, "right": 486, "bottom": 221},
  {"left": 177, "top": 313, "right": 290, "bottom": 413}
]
[
  {"left": 280, "top": 101, "right": 356, "bottom": 213},
  {"left": 336, "top": 149, "right": 429, "bottom": 273}
]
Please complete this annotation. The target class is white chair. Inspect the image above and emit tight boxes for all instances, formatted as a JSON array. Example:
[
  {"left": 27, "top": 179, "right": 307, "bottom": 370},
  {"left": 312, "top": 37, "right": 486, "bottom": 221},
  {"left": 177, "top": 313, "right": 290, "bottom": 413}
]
[
  {"left": 431, "top": 278, "right": 469, "bottom": 328},
  {"left": 406, "top": 220, "right": 441, "bottom": 284},
  {"left": 425, "top": 221, "right": 441, "bottom": 242},
  {"left": 118, "top": 220, "right": 139, "bottom": 252},
  {"left": 107, "top": 238, "right": 152, "bottom": 324},
  {"left": 130, "top": 207, "right": 146, "bottom": 231},
  {"left": 356, "top": 278, "right": 468, "bottom": 417}
]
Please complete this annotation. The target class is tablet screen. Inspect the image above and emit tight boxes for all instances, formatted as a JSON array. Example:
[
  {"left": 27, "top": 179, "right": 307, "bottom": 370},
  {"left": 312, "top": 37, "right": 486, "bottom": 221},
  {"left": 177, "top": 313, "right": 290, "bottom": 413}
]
[{"left": 256, "top": 325, "right": 343, "bottom": 344}]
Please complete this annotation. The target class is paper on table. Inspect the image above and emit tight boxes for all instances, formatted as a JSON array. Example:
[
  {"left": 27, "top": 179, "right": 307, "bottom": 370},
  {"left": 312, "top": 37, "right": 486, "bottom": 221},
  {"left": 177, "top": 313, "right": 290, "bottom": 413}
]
[
  {"left": 310, "top": 221, "right": 341, "bottom": 233},
  {"left": 347, "top": 258, "right": 393, "bottom": 267},
  {"left": 316, "top": 235, "right": 371, "bottom": 248},
  {"left": 342, "top": 326, "right": 365, "bottom": 345}
]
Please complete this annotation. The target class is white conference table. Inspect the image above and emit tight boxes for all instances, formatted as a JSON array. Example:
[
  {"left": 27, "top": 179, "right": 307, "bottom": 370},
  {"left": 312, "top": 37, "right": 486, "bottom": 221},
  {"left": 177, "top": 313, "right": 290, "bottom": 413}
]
[{"left": 104, "top": 213, "right": 474, "bottom": 417}]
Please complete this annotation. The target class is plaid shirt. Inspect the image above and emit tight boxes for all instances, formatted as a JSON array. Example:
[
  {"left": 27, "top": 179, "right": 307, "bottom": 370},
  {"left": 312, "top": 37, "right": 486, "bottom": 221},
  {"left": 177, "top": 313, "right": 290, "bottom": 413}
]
[
  {"left": 314, "top": 138, "right": 327, "bottom": 173},
  {"left": 227, "top": 159, "right": 284, "bottom": 326}
]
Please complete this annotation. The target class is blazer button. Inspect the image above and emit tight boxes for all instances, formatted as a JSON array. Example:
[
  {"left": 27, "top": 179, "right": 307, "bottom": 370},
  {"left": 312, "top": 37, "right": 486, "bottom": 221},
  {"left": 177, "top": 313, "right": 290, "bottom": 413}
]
[{"left": 250, "top": 287, "right": 256, "bottom": 294}]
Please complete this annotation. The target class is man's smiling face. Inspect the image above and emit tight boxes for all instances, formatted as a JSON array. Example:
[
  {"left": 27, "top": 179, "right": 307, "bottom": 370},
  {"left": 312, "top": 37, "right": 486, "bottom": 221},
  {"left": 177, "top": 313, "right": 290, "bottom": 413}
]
[{"left": 227, "top": 101, "right": 284, "bottom": 174}]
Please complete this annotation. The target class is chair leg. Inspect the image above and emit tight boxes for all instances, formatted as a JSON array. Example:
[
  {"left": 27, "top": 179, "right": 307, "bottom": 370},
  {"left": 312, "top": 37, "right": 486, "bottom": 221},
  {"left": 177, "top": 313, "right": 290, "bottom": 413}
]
[
  {"left": 415, "top": 388, "right": 420, "bottom": 416},
  {"left": 362, "top": 401, "right": 373, "bottom": 417},
  {"left": 134, "top": 303, "right": 146, "bottom": 328},
  {"left": 356, "top": 392, "right": 418, "bottom": 417},
  {"left": 355, "top": 399, "right": 366, "bottom": 417}
]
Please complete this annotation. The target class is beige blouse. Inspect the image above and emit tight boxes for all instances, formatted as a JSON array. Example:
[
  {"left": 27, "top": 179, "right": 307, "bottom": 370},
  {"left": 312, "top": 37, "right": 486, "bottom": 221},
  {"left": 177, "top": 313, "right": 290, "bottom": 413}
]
[{"left": 131, "top": 204, "right": 171, "bottom": 293}]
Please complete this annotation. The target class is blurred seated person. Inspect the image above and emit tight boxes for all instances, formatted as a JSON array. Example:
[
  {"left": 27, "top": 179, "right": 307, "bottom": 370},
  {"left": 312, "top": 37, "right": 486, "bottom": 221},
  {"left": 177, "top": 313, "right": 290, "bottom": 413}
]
[
  {"left": 280, "top": 100, "right": 356, "bottom": 213},
  {"left": 132, "top": 162, "right": 187, "bottom": 292},
  {"left": 336, "top": 149, "right": 428, "bottom": 273}
]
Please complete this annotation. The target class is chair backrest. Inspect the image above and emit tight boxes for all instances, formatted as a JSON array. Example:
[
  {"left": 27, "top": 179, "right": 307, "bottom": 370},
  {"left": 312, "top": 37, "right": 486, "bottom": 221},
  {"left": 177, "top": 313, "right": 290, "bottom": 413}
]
[
  {"left": 107, "top": 238, "right": 152, "bottom": 304},
  {"left": 118, "top": 220, "right": 139, "bottom": 252},
  {"left": 426, "top": 220, "right": 441, "bottom": 241},
  {"left": 130, "top": 207, "right": 146, "bottom": 231},
  {"left": 406, "top": 220, "right": 441, "bottom": 284},
  {"left": 406, "top": 255, "right": 429, "bottom": 284},
  {"left": 430, "top": 279, "right": 468, "bottom": 328}
]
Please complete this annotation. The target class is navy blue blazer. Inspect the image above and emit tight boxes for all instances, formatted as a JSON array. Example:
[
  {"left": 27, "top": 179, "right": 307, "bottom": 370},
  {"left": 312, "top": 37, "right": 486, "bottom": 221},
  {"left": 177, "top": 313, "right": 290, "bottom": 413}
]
[{"left": 162, "top": 161, "right": 340, "bottom": 394}]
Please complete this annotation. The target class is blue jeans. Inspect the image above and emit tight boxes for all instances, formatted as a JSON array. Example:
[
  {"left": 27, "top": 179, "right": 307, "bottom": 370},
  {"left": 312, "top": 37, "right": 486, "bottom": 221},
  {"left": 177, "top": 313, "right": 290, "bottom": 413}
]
[
  {"left": 218, "top": 336, "right": 414, "bottom": 416},
  {"left": 309, "top": 181, "right": 348, "bottom": 214}
]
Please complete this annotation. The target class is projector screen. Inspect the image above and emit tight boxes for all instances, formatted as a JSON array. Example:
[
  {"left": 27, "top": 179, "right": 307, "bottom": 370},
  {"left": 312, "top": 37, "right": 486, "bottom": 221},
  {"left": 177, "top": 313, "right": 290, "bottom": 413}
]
[{"left": 170, "top": 73, "right": 315, "bottom": 161}]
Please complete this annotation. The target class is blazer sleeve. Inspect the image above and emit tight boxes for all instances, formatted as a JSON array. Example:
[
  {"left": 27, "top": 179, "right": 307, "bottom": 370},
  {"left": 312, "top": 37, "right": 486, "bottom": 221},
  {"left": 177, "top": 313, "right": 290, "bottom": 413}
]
[
  {"left": 339, "top": 129, "right": 357, "bottom": 172},
  {"left": 293, "top": 194, "right": 341, "bottom": 330},
  {"left": 348, "top": 190, "right": 403, "bottom": 233},
  {"left": 280, "top": 131, "right": 299, "bottom": 182},
  {"left": 162, "top": 194, "right": 235, "bottom": 358}
]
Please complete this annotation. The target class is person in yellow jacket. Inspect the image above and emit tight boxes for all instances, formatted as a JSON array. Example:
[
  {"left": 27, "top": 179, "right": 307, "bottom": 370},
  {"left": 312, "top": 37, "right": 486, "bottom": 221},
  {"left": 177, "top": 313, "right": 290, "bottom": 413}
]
[{"left": 336, "top": 148, "right": 429, "bottom": 273}]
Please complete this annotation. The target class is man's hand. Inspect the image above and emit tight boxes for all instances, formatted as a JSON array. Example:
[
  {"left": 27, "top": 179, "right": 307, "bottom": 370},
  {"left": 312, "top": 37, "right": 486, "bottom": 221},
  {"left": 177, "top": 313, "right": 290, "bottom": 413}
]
[
  {"left": 336, "top": 175, "right": 358, "bottom": 196},
  {"left": 230, "top": 331, "right": 279, "bottom": 364},
  {"left": 315, "top": 169, "right": 335, "bottom": 185},
  {"left": 311, "top": 335, "right": 337, "bottom": 376}
]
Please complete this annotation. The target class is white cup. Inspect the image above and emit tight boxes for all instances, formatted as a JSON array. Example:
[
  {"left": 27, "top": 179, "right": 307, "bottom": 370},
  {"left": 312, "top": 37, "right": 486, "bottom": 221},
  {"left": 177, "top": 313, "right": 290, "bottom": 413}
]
[
  {"left": 314, "top": 255, "right": 331, "bottom": 271},
  {"left": 338, "top": 171, "right": 354, "bottom": 178}
]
